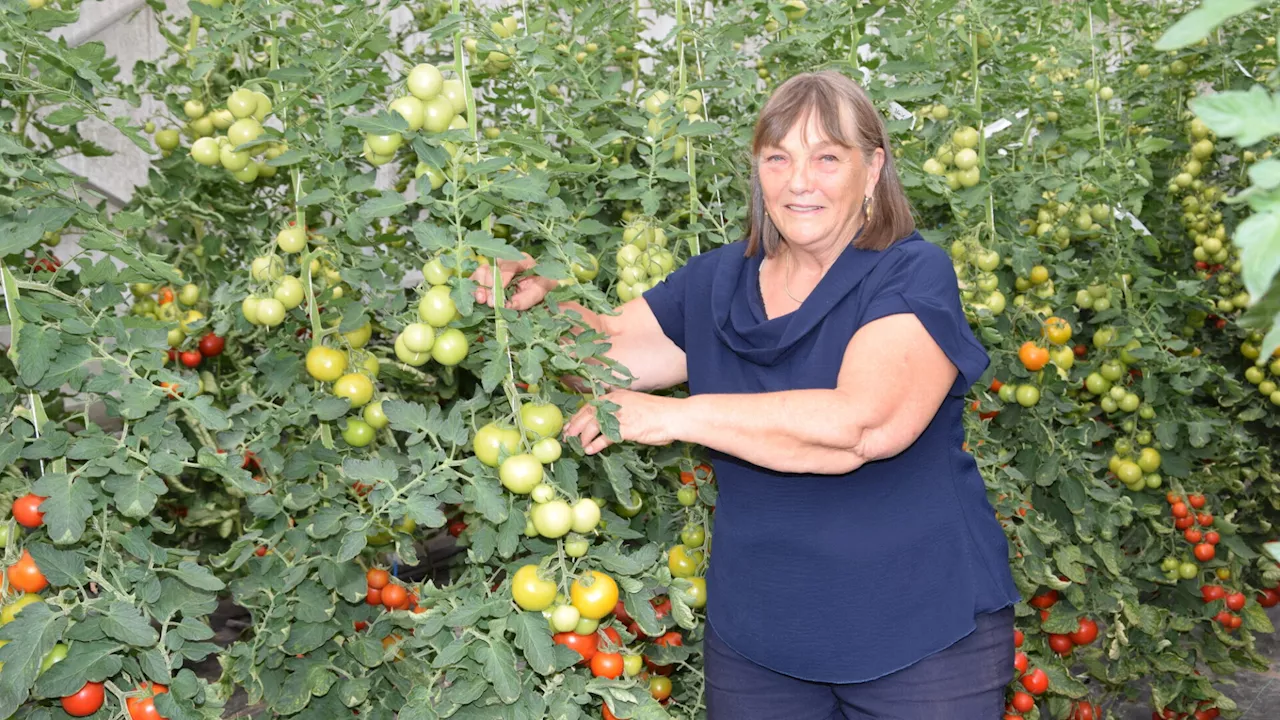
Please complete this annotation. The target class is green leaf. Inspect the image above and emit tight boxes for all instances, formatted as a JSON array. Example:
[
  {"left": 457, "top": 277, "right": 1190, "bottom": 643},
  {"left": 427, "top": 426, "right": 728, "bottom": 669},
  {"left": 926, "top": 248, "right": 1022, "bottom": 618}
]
[
  {"left": 1189, "top": 86, "right": 1280, "bottom": 147},
  {"left": 508, "top": 612, "right": 556, "bottom": 675},
  {"left": 1154, "top": 0, "right": 1265, "bottom": 50},
  {"left": 477, "top": 638, "right": 521, "bottom": 703},
  {"left": 1233, "top": 210, "right": 1280, "bottom": 301},
  {"left": 30, "top": 473, "right": 95, "bottom": 544},
  {"left": 44, "top": 106, "right": 86, "bottom": 126},
  {"left": 1248, "top": 158, "right": 1280, "bottom": 190},
  {"left": 101, "top": 602, "right": 160, "bottom": 647},
  {"left": 358, "top": 193, "right": 410, "bottom": 218},
  {"left": 26, "top": 543, "right": 85, "bottom": 588},
  {"left": 172, "top": 561, "right": 226, "bottom": 591},
  {"left": 14, "top": 326, "right": 59, "bottom": 387}
]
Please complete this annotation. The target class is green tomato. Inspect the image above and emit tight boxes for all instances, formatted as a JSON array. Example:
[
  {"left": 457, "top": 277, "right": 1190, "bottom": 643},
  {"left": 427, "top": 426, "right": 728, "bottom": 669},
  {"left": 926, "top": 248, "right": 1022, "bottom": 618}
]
[
  {"left": 219, "top": 145, "right": 251, "bottom": 171},
  {"left": 1015, "top": 385, "right": 1040, "bottom": 407},
  {"left": 1160, "top": 557, "right": 1179, "bottom": 572},
  {"left": 1085, "top": 373, "right": 1111, "bottom": 395},
  {"left": 564, "top": 537, "right": 590, "bottom": 557},
  {"left": 532, "top": 500, "right": 573, "bottom": 538},
  {"left": 363, "top": 400, "right": 389, "bottom": 430},
  {"left": 155, "top": 129, "right": 180, "bottom": 151},
  {"left": 998, "top": 384, "right": 1017, "bottom": 403},
  {"left": 394, "top": 334, "right": 430, "bottom": 366},
  {"left": 441, "top": 78, "right": 467, "bottom": 113},
  {"left": 228, "top": 117, "right": 263, "bottom": 147},
  {"left": 532, "top": 437, "right": 562, "bottom": 464},
  {"left": 615, "top": 489, "right": 644, "bottom": 517},
  {"left": 38, "top": 643, "right": 68, "bottom": 675},
  {"left": 500, "top": 454, "right": 544, "bottom": 494},
  {"left": 276, "top": 226, "right": 307, "bottom": 253},
  {"left": 270, "top": 276, "right": 301, "bottom": 310},
  {"left": 190, "top": 137, "right": 221, "bottom": 166},
  {"left": 520, "top": 403, "right": 564, "bottom": 440},
  {"left": 366, "top": 132, "right": 403, "bottom": 155},
  {"left": 407, "top": 63, "right": 444, "bottom": 100},
  {"left": 389, "top": 95, "right": 426, "bottom": 131},
  {"left": 418, "top": 285, "right": 459, "bottom": 327},
  {"left": 415, "top": 163, "right": 447, "bottom": 191},
  {"left": 251, "top": 255, "right": 284, "bottom": 282},
  {"left": 668, "top": 544, "right": 702, "bottom": 578},
  {"left": 531, "top": 483, "right": 557, "bottom": 504},
  {"left": 178, "top": 283, "right": 201, "bottom": 305},
  {"left": 227, "top": 88, "right": 258, "bottom": 119},
  {"left": 551, "top": 604, "right": 581, "bottom": 633},
  {"left": 680, "top": 525, "right": 706, "bottom": 548},
  {"left": 623, "top": 654, "right": 644, "bottom": 676},
  {"left": 422, "top": 258, "right": 452, "bottom": 285},
  {"left": 431, "top": 328, "right": 469, "bottom": 366},
  {"left": 570, "top": 498, "right": 601, "bottom": 533},
  {"left": 0, "top": 524, "right": 9, "bottom": 548},
  {"left": 574, "top": 617, "right": 599, "bottom": 635},
  {"left": 401, "top": 323, "right": 436, "bottom": 353},
  {"left": 677, "top": 486, "right": 697, "bottom": 506},
  {"left": 343, "top": 418, "right": 375, "bottom": 447},
  {"left": 474, "top": 423, "right": 522, "bottom": 467},
  {"left": 254, "top": 298, "right": 286, "bottom": 327},
  {"left": 334, "top": 373, "right": 374, "bottom": 408},
  {"left": 1100, "top": 361, "right": 1124, "bottom": 382},
  {"left": 421, "top": 96, "right": 456, "bottom": 133},
  {"left": 1178, "top": 562, "right": 1199, "bottom": 580}
]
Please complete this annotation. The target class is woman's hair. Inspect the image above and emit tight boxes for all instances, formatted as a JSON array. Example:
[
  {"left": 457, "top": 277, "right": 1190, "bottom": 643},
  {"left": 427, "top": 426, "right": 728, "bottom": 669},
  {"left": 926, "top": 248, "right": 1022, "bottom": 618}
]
[{"left": 745, "top": 69, "right": 915, "bottom": 256}]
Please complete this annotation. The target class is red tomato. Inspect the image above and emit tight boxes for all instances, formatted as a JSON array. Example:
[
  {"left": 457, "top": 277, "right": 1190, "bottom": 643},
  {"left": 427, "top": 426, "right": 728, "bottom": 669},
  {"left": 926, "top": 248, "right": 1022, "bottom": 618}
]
[
  {"left": 7, "top": 549, "right": 49, "bottom": 593},
  {"left": 1197, "top": 513, "right": 1214, "bottom": 527},
  {"left": 1048, "top": 633, "right": 1074, "bottom": 656},
  {"left": 1013, "top": 628, "right": 1024, "bottom": 647},
  {"left": 1174, "top": 516, "right": 1195, "bottom": 530},
  {"left": 1193, "top": 543, "right": 1216, "bottom": 562},
  {"left": 12, "top": 493, "right": 46, "bottom": 528},
  {"left": 254, "top": 546, "right": 268, "bottom": 557},
  {"left": 599, "top": 626, "right": 621, "bottom": 648},
  {"left": 1020, "top": 668, "right": 1049, "bottom": 695},
  {"left": 62, "top": 681, "right": 106, "bottom": 717},
  {"left": 613, "top": 600, "right": 633, "bottom": 625},
  {"left": 1170, "top": 502, "right": 1189, "bottom": 519},
  {"left": 382, "top": 584, "right": 408, "bottom": 610},
  {"left": 554, "top": 631, "right": 599, "bottom": 664},
  {"left": 126, "top": 683, "right": 169, "bottom": 720},
  {"left": 603, "top": 706, "right": 619, "bottom": 720},
  {"left": 447, "top": 520, "right": 467, "bottom": 537},
  {"left": 1258, "top": 588, "right": 1280, "bottom": 608},
  {"left": 591, "top": 651, "right": 624, "bottom": 679},
  {"left": 1011, "top": 691, "right": 1035, "bottom": 713},
  {"left": 1215, "top": 610, "right": 1234, "bottom": 627},
  {"left": 1069, "top": 617, "right": 1099, "bottom": 646},
  {"left": 1225, "top": 592, "right": 1246, "bottom": 612},
  {"left": 180, "top": 349, "right": 202, "bottom": 368},
  {"left": 366, "top": 569, "right": 390, "bottom": 590},
  {"left": 1184, "top": 528, "right": 1203, "bottom": 544},
  {"left": 1028, "top": 590, "right": 1058, "bottom": 609},
  {"left": 1072, "top": 701, "right": 1099, "bottom": 720},
  {"left": 1201, "top": 584, "right": 1225, "bottom": 603},
  {"left": 366, "top": 587, "right": 382, "bottom": 606},
  {"left": 654, "top": 631, "right": 682, "bottom": 647},
  {"left": 1204, "top": 531, "right": 1220, "bottom": 545},
  {"left": 198, "top": 333, "right": 225, "bottom": 357},
  {"left": 1013, "top": 651, "right": 1028, "bottom": 675},
  {"left": 1188, "top": 494, "right": 1206, "bottom": 509}
]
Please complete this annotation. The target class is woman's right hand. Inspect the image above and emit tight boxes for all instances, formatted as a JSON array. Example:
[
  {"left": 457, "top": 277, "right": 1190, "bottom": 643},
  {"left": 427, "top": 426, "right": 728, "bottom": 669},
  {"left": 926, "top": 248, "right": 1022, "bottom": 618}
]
[{"left": 470, "top": 253, "right": 559, "bottom": 311}]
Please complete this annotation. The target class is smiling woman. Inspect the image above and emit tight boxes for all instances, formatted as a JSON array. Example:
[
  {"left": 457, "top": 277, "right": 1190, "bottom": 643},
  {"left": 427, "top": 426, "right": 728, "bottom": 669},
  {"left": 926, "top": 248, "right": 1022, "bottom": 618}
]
[{"left": 473, "top": 69, "right": 1019, "bottom": 720}]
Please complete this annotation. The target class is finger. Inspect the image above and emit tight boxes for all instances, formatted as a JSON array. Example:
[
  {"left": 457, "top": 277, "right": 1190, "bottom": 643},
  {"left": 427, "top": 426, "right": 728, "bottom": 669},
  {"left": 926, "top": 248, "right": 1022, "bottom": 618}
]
[
  {"left": 576, "top": 419, "right": 602, "bottom": 450},
  {"left": 584, "top": 434, "right": 613, "bottom": 455},
  {"left": 473, "top": 287, "right": 492, "bottom": 307},
  {"left": 563, "top": 406, "right": 593, "bottom": 437}
]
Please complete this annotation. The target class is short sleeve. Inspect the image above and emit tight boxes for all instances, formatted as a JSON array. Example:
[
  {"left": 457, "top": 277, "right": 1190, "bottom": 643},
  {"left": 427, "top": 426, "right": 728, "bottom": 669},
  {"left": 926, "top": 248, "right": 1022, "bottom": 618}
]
[
  {"left": 640, "top": 257, "right": 700, "bottom": 352},
  {"left": 860, "top": 241, "right": 990, "bottom": 396}
]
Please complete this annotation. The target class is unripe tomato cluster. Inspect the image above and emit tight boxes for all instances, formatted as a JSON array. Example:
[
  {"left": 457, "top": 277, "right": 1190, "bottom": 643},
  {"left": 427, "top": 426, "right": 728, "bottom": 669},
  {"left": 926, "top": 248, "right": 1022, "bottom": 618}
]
[
  {"left": 394, "top": 256, "right": 469, "bottom": 368},
  {"left": 304, "top": 341, "right": 384, "bottom": 448},
  {"left": 1158, "top": 492, "right": 1221, "bottom": 581},
  {"left": 1020, "top": 196, "right": 1110, "bottom": 251},
  {"left": 639, "top": 87, "right": 702, "bottom": 163},
  {"left": 922, "top": 125, "right": 982, "bottom": 189},
  {"left": 950, "top": 238, "right": 1006, "bottom": 316},
  {"left": 1239, "top": 332, "right": 1280, "bottom": 407},
  {"left": 177, "top": 86, "right": 284, "bottom": 184},
  {"left": 368, "top": 62, "right": 469, "bottom": 167},
  {"left": 614, "top": 218, "right": 678, "bottom": 303}
]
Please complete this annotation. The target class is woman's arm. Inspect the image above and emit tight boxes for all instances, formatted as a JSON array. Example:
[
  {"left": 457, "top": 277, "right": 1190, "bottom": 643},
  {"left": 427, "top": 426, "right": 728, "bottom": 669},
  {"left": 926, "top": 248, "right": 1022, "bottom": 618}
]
[
  {"left": 564, "top": 313, "right": 958, "bottom": 474},
  {"left": 470, "top": 256, "right": 687, "bottom": 392}
]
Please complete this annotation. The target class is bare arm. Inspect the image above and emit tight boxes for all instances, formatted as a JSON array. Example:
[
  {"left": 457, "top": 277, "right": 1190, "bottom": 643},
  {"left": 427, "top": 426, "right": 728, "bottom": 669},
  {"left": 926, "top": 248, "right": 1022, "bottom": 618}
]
[
  {"left": 469, "top": 256, "right": 686, "bottom": 392},
  {"left": 647, "top": 313, "right": 958, "bottom": 474}
]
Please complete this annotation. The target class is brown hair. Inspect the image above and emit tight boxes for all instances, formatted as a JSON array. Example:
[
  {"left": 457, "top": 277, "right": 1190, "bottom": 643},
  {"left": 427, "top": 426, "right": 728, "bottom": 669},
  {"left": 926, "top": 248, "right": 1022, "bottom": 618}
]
[{"left": 745, "top": 69, "right": 915, "bottom": 256}]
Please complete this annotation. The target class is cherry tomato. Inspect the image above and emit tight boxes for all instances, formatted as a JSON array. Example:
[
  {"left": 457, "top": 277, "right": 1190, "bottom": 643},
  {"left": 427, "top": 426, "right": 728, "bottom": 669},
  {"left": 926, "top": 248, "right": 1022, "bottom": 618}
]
[
  {"left": 1225, "top": 592, "right": 1246, "bottom": 612},
  {"left": 12, "top": 493, "right": 46, "bottom": 528},
  {"left": 1069, "top": 617, "right": 1098, "bottom": 646},
  {"left": 306, "top": 346, "right": 348, "bottom": 382},
  {"left": 198, "top": 333, "right": 225, "bottom": 357},
  {"left": 7, "top": 549, "right": 48, "bottom": 592},
  {"left": 511, "top": 565, "right": 557, "bottom": 611},
  {"left": 1048, "top": 633, "right": 1073, "bottom": 655},
  {"left": 591, "top": 651, "right": 624, "bottom": 679},
  {"left": 126, "top": 683, "right": 169, "bottom": 720},
  {"left": 382, "top": 584, "right": 409, "bottom": 610},
  {"left": 1194, "top": 543, "right": 1216, "bottom": 562},
  {"left": 367, "top": 569, "right": 390, "bottom": 589},
  {"left": 1020, "top": 667, "right": 1048, "bottom": 695},
  {"left": 553, "top": 631, "right": 598, "bottom": 664},
  {"left": 62, "top": 681, "right": 105, "bottom": 717},
  {"left": 180, "top": 349, "right": 202, "bottom": 368},
  {"left": 333, "top": 373, "right": 374, "bottom": 407},
  {"left": 649, "top": 676, "right": 672, "bottom": 701},
  {"left": 1011, "top": 691, "right": 1035, "bottom": 713},
  {"left": 571, "top": 571, "right": 619, "bottom": 620}
]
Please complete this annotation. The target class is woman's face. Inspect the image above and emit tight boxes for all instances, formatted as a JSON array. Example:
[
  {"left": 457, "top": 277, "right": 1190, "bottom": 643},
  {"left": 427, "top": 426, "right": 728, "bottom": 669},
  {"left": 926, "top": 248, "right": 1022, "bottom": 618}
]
[{"left": 758, "top": 111, "right": 885, "bottom": 254}]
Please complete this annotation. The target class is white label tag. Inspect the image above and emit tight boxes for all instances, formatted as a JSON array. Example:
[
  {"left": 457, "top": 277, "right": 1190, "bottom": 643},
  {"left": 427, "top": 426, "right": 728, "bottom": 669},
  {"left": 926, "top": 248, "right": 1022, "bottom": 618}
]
[{"left": 984, "top": 118, "right": 1013, "bottom": 137}]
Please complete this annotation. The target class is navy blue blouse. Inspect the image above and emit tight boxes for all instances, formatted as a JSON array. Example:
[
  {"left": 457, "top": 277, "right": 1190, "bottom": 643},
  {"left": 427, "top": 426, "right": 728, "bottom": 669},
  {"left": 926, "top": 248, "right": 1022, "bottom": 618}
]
[{"left": 642, "top": 231, "right": 1020, "bottom": 683}]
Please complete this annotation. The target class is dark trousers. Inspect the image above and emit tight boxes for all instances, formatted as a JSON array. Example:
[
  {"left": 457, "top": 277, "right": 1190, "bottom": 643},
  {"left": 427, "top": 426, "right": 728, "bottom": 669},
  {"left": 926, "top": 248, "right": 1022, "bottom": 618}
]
[{"left": 705, "top": 607, "right": 1015, "bottom": 720}]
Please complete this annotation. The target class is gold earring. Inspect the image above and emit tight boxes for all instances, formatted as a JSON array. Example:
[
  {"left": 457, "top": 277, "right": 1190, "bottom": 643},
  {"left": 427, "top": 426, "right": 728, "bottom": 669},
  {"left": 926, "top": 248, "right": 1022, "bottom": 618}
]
[{"left": 863, "top": 196, "right": 874, "bottom": 221}]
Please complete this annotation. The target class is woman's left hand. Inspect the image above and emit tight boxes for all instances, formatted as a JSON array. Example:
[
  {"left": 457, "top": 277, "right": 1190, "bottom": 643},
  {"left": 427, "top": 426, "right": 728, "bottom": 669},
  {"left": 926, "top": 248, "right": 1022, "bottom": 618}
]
[{"left": 563, "top": 390, "right": 682, "bottom": 455}]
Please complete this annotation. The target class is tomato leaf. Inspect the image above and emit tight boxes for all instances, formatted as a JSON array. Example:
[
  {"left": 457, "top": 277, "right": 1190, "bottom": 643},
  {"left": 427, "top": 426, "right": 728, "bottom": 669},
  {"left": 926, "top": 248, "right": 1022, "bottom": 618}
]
[
  {"left": 101, "top": 602, "right": 160, "bottom": 647},
  {"left": 33, "top": 638, "right": 122, "bottom": 697},
  {"left": 0, "top": 603, "right": 64, "bottom": 715},
  {"left": 1154, "top": 0, "right": 1266, "bottom": 50},
  {"left": 509, "top": 612, "right": 556, "bottom": 675},
  {"left": 30, "top": 473, "right": 95, "bottom": 545},
  {"left": 477, "top": 637, "right": 522, "bottom": 703}
]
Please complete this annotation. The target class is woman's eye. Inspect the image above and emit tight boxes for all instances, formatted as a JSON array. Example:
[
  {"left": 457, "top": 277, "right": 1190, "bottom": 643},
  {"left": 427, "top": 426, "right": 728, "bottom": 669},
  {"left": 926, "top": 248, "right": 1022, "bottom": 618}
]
[
  {"left": 820, "top": 154, "right": 838, "bottom": 162},
  {"left": 765, "top": 154, "right": 785, "bottom": 162}
]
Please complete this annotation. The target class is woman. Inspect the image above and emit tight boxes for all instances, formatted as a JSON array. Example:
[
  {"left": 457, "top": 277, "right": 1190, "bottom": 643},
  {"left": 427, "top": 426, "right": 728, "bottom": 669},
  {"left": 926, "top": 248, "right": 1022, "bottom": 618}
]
[{"left": 474, "top": 70, "right": 1020, "bottom": 719}]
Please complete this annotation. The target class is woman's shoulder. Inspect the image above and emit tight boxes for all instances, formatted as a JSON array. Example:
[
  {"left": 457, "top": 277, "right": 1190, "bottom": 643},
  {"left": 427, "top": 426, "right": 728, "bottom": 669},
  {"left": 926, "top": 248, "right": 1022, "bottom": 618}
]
[{"left": 870, "top": 232, "right": 959, "bottom": 290}]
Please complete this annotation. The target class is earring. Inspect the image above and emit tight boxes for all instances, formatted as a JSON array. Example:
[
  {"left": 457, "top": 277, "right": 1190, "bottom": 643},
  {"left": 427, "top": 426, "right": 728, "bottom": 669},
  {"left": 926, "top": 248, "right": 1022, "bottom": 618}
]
[{"left": 862, "top": 196, "right": 874, "bottom": 221}]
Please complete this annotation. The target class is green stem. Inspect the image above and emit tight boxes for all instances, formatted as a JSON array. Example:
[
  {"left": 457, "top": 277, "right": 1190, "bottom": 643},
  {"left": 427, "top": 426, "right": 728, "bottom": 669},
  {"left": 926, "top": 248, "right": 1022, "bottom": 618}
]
[{"left": 1087, "top": 4, "right": 1106, "bottom": 153}]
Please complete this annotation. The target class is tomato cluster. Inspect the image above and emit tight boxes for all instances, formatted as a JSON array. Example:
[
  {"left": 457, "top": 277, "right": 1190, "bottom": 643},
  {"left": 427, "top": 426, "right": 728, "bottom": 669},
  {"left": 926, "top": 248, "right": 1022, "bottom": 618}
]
[
  {"left": 1158, "top": 492, "right": 1220, "bottom": 578},
  {"left": 364, "top": 567, "right": 426, "bottom": 614}
]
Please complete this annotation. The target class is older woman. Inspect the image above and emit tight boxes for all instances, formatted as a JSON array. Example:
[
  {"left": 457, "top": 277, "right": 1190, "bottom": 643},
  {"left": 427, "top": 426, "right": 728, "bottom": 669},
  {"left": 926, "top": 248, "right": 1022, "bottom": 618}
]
[{"left": 475, "top": 70, "right": 1020, "bottom": 719}]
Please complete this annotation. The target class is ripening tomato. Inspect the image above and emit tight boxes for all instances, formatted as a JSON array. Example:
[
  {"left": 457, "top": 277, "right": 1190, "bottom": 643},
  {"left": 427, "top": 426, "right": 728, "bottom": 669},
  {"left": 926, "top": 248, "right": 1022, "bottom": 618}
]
[
  {"left": 382, "top": 584, "right": 409, "bottom": 610},
  {"left": 649, "top": 676, "right": 672, "bottom": 701},
  {"left": 7, "top": 549, "right": 48, "bottom": 593},
  {"left": 667, "top": 545, "right": 702, "bottom": 578},
  {"left": 685, "top": 577, "right": 707, "bottom": 609},
  {"left": 571, "top": 571, "right": 619, "bottom": 620},
  {"left": 333, "top": 373, "right": 374, "bottom": 407},
  {"left": 1018, "top": 342, "right": 1050, "bottom": 371},
  {"left": 553, "top": 631, "right": 598, "bottom": 664},
  {"left": 306, "top": 346, "right": 347, "bottom": 382},
  {"left": 591, "top": 651, "right": 624, "bottom": 679},
  {"left": 62, "top": 681, "right": 105, "bottom": 717},
  {"left": 1, "top": 593, "right": 44, "bottom": 624},
  {"left": 13, "top": 493, "right": 46, "bottom": 528},
  {"left": 511, "top": 565, "right": 557, "bottom": 611},
  {"left": 1042, "top": 316, "right": 1073, "bottom": 345}
]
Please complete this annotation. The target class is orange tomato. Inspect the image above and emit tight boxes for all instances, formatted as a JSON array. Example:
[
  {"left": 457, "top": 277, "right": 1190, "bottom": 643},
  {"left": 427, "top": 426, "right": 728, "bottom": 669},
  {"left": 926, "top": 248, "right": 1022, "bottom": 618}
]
[
  {"left": 1042, "top": 317, "right": 1072, "bottom": 345},
  {"left": 7, "top": 549, "right": 49, "bottom": 593},
  {"left": 1019, "top": 342, "right": 1050, "bottom": 371}
]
